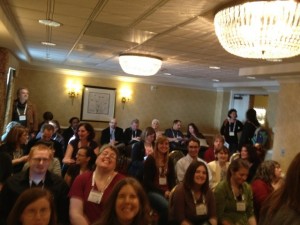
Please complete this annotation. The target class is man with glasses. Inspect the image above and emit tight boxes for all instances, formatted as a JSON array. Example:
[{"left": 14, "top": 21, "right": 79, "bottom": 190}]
[
  {"left": 0, "top": 143, "right": 69, "bottom": 225},
  {"left": 176, "top": 138, "right": 212, "bottom": 183}
]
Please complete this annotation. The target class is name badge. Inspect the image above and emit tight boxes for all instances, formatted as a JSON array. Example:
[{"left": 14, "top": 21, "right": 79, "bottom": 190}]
[
  {"left": 87, "top": 190, "right": 103, "bottom": 204},
  {"left": 19, "top": 115, "right": 26, "bottom": 121},
  {"left": 196, "top": 204, "right": 207, "bottom": 215},
  {"left": 159, "top": 177, "right": 167, "bottom": 185},
  {"left": 236, "top": 201, "right": 246, "bottom": 211},
  {"left": 229, "top": 131, "right": 234, "bottom": 136}
]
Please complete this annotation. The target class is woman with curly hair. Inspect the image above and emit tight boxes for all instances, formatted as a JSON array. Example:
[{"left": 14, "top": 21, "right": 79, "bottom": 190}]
[
  {"left": 259, "top": 153, "right": 300, "bottom": 225},
  {"left": 251, "top": 160, "right": 283, "bottom": 221}
]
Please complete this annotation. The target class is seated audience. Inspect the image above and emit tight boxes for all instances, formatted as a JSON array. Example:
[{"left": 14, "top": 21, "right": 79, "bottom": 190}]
[
  {"left": 123, "top": 118, "right": 142, "bottom": 146},
  {"left": 220, "top": 108, "right": 243, "bottom": 154},
  {"left": 207, "top": 146, "right": 229, "bottom": 191},
  {"left": 63, "top": 122, "right": 99, "bottom": 172},
  {"left": 204, "top": 134, "right": 224, "bottom": 163},
  {"left": 100, "top": 118, "right": 124, "bottom": 150},
  {"left": 165, "top": 119, "right": 187, "bottom": 153},
  {"left": 251, "top": 160, "right": 283, "bottom": 221},
  {"left": 69, "top": 144, "right": 125, "bottom": 225},
  {"left": 0, "top": 125, "right": 29, "bottom": 174},
  {"left": 64, "top": 146, "right": 96, "bottom": 186},
  {"left": 62, "top": 116, "right": 80, "bottom": 147},
  {"left": 214, "top": 158, "right": 256, "bottom": 225},
  {"left": 7, "top": 188, "right": 56, "bottom": 225},
  {"left": 259, "top": 152, "right": 300, "bottom": 225},
  {"left": 127, "top": 127, "right": 156, "bottom": 181},
  {"left": 176, "top": 138, "right": 211, "bottom": 183},
  {"left": 151, "top": 118, "right": 163, "bottom": 139},
  {"left": 170, "top": 161, "right": 217, "bottom": 225},
  {"left": 239, "top": 144, "right": 260, "bottom": 183},
  {"left": 0, "top": 143, "right": 69, "bottom": 225},
  {"left": 27, "top": 124, "right": 64, "bottom": 163},
  {"left": 143, "top": 135, "right": 176, "bottom": 225},
  {"left": 93, "top": 177, "right": 151, "bottom": 225}
]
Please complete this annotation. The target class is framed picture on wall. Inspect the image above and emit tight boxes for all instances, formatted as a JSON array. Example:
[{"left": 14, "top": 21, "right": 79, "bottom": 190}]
[{"left": 81, "top": 85, "right": 116, "bottom": 122}]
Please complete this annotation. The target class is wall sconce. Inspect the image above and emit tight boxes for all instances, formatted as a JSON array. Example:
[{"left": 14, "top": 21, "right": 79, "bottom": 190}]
[
  {"left": 120, "top": 87, "right": 132, "bottom": 109},
  {"left": 121, "top": 96, "right": 130, "bottom": 109},
  {"left": 66, "top": 81, "right": 81, "bottom": 105}
]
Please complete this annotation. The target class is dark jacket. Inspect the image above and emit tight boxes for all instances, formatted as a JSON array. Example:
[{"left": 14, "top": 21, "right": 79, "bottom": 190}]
[
  {"left": 100, "top": 126, "right": 124, "bottom": 145},
  {"left": 0, "top": 169, "right": 69, "bottom": 225}
]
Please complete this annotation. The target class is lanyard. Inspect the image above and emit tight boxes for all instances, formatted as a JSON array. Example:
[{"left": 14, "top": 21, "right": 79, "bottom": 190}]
[
  {"left": 158, "top": 166, "right": 167, "bottom": 177},
  {"left": 171, "top": 129, "right": 178, "bottom": 138},
  {"left": 191, "top": 190, "right": 205, "bottom": 205},
  {"left": 228, "top": 120, "right": 236, "bottom": 133},
  {"left": 92, "top": 171, "right": 113, "bottom": 192},
  {"left": 231, "top": 186, "right": 245, "bottom": 201},
  {"left": 17, "top": 103, "right": 27, "bottom": 116}
]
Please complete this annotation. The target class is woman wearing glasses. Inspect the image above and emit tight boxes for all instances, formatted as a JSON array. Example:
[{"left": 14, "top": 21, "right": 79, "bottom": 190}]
[{"left": 69, "top": 144, "right": 125, "bottom": 225}]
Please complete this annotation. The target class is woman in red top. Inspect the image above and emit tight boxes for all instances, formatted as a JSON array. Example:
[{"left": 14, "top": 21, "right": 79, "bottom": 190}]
[{"left": 251, "top": 160, "right": 283, "bottom": 221}]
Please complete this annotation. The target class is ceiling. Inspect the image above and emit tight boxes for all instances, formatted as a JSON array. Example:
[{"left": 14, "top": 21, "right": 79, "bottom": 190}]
[{"left": 1, "top": 0, "right": 300, "bottom": 90}]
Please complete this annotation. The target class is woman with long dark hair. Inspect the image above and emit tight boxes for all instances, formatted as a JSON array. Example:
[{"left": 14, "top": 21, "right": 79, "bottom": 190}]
[
  {"left": 93, "top": 177, "right": 151, "bottom": 225},
  {"left": 7, "top": 188, "right": 57, "bottom": 225},
  {"left": 170, "top": 160, "right": 217, "bottom": 225}
]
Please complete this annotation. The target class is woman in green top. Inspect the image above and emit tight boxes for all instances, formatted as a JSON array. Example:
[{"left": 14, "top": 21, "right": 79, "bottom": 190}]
[{"left": 214, "top": 158, "right": 256, "bottom": 225}]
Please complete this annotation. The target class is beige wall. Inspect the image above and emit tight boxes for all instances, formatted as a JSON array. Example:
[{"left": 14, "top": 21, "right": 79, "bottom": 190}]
[
  {"left": 13, "top": 68, "right": 221, "bottom": 141},
  {"left": 272, "top": 80, "right": 300, "bottom": 171}
]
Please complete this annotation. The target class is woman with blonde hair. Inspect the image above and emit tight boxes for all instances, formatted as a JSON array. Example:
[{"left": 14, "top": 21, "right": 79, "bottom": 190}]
[{"left": 143, "top": 135, "right": 176, "bottom": 225}]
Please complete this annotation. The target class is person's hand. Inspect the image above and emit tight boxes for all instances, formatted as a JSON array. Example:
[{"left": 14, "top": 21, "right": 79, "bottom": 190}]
[
  {"left": 164, "top": 190, "right": 170, "bottom": 199},
  {"left": 63, "top": 158, "right": 76, "bottom": 164}
]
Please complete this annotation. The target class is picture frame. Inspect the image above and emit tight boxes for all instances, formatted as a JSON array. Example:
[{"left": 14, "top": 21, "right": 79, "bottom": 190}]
[{"left": 81, "top": 85, "right": 116, "bottom": 122}]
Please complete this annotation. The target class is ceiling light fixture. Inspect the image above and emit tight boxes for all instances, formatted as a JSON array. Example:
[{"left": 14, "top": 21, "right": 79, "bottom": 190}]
[
  {"left": 209, "top": 66, "right": 220, "bottom": 70},
  {"left": 214, "top": 1, "right": 300, "bottom": 59},
  {"left": 41, "top": 41, "right": 56, "bottom": 46},
  {"left": 38, "top": 19, "right": 61, "bottom": 27},
  {"left": 119, "top": 54, "right": 162, "bottom": 76}
]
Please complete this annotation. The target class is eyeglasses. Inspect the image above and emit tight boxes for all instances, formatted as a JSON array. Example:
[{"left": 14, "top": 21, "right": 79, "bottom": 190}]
[
  {"left": 100, "top": 151, "right": 117, "bottom": 159},
  {"left": 31, "top": 158, "right": 50, "bottom": 163}
]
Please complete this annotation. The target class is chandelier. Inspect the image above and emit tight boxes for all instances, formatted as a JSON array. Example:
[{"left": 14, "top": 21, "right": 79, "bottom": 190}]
[
  {"left": 119, "top": 54, "right": 162, "bottom": 76},
  {"left": 214, "top": 1, "right": 300, "bottom": 59}
]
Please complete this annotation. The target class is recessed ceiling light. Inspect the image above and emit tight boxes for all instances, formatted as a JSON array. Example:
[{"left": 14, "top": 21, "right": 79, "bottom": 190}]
[
  {"left": 38, "top": 19, "right": 61, "bottom": 27},
  {"left": 212, "top": 79, "right": 220, "bottom": 82},
  {"left": 163, "top": 72, "right": 172, "bottom": 76},
  {"left": 41, "top": 41, "right": 56, "bottom": 46},
  {"left": 209, "top": 66, "right": 220, "bottom": 70},
  {"left": 247, "top": 76, "right": 256, "bottom": 79}
]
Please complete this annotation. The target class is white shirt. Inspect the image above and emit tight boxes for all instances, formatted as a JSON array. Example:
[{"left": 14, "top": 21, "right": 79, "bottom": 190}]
[{"left": 176, "top": 154, "right": 212, "bottom": 183}]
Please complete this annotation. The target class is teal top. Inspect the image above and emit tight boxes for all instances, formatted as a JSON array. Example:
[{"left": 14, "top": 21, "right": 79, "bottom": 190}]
[{"left": 214, "top": 180, "right": 255, "bottom": 225}]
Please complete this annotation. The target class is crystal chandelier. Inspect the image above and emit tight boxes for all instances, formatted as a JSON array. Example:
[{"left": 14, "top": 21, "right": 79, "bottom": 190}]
[
  {"left": 214, "top": 1, "right": 300, "bottom": 59},
  {"left": 119, "top": 54, "right": 162, "bottom": 76}
]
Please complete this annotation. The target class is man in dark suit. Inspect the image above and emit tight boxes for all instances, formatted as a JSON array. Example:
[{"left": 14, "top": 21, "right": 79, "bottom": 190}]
[
  {"left": 100, "top": 118, "right": 124, "bottom": 148},
  {"left": 123, "top": 118, "right": 142, "bottom": 145}
]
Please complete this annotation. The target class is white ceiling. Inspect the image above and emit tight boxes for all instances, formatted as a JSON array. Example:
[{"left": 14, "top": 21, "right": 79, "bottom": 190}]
[{"left": 1, "top": 0, "right": 300, "bottom": 90}]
